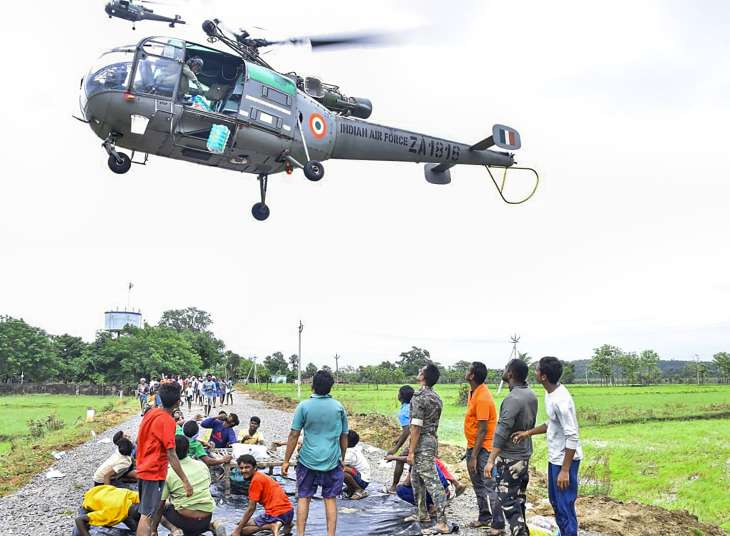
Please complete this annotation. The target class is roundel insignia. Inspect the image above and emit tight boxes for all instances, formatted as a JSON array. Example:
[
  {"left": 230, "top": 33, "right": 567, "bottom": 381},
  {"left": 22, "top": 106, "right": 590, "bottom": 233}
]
[{"left": 309, "top": 113, "right": 327, "bottom": 140}]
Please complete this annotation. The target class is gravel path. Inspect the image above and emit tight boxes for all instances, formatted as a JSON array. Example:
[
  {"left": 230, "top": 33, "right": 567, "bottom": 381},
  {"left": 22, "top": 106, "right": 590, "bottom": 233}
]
[{"left": 0, "top": 392, "right": 604, "bottom": 536}]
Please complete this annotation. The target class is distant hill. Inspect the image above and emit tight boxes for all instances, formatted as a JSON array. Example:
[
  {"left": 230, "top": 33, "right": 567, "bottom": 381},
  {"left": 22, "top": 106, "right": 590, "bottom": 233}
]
[{"left": 568, "top": 359, "right": 718, "bottom": 382}]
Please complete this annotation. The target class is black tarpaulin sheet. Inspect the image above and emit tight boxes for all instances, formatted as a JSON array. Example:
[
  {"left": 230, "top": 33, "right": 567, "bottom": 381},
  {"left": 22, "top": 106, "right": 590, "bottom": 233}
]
[{"left": 85, "top": 477, "right": 438, "bottom": 536}]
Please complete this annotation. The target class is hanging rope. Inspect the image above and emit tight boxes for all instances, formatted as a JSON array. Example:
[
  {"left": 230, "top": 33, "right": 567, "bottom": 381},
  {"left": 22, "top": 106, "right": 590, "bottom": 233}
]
[{"left": 485, "top": 165, "right": 540, "bottom": 205}]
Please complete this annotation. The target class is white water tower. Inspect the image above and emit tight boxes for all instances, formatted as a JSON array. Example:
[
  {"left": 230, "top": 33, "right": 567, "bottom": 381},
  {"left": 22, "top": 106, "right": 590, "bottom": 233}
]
[{"left": 104, "top": 309, "right": 142, "bottom": 332}]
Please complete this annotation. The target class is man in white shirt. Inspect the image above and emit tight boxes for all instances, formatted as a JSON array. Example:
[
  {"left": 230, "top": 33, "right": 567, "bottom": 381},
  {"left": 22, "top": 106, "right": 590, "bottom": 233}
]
[
  {"left": 343, "top": 430, "right": 371, "bottom": 499},
  {"left": 512, "top": 356, "right": 582, "bottom": 536}
]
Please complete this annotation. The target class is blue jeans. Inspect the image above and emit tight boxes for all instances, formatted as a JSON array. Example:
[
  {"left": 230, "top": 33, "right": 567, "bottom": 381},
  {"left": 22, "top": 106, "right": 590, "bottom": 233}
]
[{"left": 548, "top": 460, "right": 580, "bottom": 536}]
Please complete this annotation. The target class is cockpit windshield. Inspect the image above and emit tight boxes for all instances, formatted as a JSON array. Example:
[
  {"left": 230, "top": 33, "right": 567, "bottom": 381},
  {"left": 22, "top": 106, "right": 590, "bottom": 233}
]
[{"left": 84, "top": 47, "right": 135, "bottom": 97}]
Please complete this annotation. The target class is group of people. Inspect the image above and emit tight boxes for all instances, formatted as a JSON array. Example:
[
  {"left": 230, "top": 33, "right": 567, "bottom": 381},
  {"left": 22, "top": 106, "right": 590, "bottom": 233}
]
[
  {"left": 381, "top": 357, "right": 581, "bottom": 536},
  {"left": 136, "top": 375, "right": 235, "bottom": 415},
  {"left": 75, "top": 376, "right": 275, "bottom": 536},
  {"left": 76, "top": 356, "right": 581, "bottom": 536}
]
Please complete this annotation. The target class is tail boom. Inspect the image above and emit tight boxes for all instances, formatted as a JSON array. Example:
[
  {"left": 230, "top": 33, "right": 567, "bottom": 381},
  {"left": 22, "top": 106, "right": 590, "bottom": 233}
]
[{"left": 331, "top": 117, "right": 514, "bottom": 168}]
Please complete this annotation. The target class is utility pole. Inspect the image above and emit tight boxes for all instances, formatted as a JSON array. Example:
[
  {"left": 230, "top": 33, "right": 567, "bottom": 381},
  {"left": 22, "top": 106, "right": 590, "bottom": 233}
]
[
  {"left": 695, "top": 353, "right": 700, "bottom": 385},
  {"left": 298, "top": 321, "right": 304, "bottom": 400},
  {"left": 498, "top": 334, "right": 520, "bottom": 395},
  {"left": 334, "top": 354, "right": 340, "bottom": 383}
]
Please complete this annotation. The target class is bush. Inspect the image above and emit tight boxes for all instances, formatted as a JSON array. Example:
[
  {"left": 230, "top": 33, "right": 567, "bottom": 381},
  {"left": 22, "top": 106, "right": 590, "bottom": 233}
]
[
  {"left": 455, "top": 384, "right": 469, "bottom": 406},
  {"left": 26, "top": 414, "right": 65, "bottom": 437}
]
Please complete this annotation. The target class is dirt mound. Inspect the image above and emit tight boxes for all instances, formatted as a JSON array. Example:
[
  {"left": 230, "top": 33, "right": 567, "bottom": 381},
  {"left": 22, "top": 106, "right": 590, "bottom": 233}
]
[
  {"left": 532, "top": 495, "right": 726, "bottom": 536},
  {"left": 349, "top": 413, "right": 401, "bottom": 450},
  {"left": 242, "top": 389, "right": 298, "bottom": 412}
]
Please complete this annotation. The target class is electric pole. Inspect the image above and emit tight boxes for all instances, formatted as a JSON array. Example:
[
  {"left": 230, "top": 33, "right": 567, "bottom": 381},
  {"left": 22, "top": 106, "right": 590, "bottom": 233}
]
[
  {"left": 334, "top": 354, "right": 340, "bottom": 383},
  {"left": 695, "top": 353, "right": 700, "bottom": 385},
  {"left": 298, "top": 321, "right": 304, "bottom": 400}
]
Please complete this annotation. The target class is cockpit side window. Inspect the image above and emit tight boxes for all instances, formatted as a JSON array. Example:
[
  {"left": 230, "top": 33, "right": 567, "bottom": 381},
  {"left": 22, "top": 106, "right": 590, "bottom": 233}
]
[
  {"left": 130, "top": 39, "right": 185, "bottom": 99},
  {"left": 132, "top": 53, "right": 180, "bottom": 98}
]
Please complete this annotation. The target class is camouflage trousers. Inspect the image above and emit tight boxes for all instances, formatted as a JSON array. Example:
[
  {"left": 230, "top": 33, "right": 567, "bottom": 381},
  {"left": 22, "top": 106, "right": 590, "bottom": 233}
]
[
  {"left": 412, "top": 439, "right": 447, "bottom": 524},
  {"left": 494, "top": 456, "right": 530, "bottom": 536}
]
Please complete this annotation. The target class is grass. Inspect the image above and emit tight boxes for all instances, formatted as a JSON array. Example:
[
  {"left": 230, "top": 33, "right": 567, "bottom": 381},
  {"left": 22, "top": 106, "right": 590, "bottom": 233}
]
[
  {"left": 0, "top": 394, "right": 138, "bottom": 496},
  {"left": 246, "top": 382, "right": 730, "bottom": 531}
]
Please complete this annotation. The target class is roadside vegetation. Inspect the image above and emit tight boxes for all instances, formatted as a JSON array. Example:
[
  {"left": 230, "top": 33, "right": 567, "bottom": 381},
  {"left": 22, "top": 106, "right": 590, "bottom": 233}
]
[{"left": 0, "top": 395, "right": 137, "bottom": 496}]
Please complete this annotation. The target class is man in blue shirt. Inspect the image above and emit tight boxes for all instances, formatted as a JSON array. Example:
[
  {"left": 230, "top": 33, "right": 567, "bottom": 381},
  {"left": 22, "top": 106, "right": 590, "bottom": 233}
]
[
  {"left": 201, "top": 413, "right": 239, "bottom": 448},
  {"left": 282, "top": 370, "right": 348, "bottom": 536}
]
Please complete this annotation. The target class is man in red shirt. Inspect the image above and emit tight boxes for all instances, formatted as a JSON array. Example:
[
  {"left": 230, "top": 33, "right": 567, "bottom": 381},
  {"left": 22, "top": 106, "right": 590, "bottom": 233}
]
[
  {"left": 135, "top": 382, "right": 193, "bottom": 536},
  {"left": 464, "top": 361, "right": 503, "bottom": 534},
  {"left": 233, "top": 454, "right": 294, "bottom": 536}
]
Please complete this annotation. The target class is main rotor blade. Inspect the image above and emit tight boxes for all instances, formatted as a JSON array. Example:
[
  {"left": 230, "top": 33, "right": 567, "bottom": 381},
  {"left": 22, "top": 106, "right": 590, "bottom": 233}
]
[{"left": 272, "top": 31, "right": 396, "bottom": 51}]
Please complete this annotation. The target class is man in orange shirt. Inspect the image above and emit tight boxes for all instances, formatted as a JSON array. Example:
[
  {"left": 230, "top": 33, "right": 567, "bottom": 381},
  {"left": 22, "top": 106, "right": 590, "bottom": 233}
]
[
  {"left": 135, "top": 382, "right": 193, "bottom": 536},
  {"left": 233, "top": 454, "right": 295, "bottom": 536},
  {"left": 464, "top": 361, "right": 504, "bottom": 534}
]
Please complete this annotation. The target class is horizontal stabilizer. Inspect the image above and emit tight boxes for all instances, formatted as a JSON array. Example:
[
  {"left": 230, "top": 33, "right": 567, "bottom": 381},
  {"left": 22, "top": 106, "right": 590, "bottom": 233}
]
[{"left": 424, "top": 163, "right": 452, "bottom": 184}]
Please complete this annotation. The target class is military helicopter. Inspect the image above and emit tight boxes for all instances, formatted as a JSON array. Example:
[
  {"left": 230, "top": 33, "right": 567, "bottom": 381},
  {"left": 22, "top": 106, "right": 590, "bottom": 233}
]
[
  {"left": 105, "top": 0, "right": 185, "bottom": 30},
  {"left": 77, "top": 19, "right": 538, "bottom": 220}
]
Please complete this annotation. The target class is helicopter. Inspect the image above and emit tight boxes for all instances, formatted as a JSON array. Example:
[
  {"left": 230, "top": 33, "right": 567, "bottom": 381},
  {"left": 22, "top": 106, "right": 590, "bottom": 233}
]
[
  {"left": 77, "top": 19, "right": 538, "bottom": 220},
  {"left": 105, "top": 0, "right": 185, "bottom": 30}
]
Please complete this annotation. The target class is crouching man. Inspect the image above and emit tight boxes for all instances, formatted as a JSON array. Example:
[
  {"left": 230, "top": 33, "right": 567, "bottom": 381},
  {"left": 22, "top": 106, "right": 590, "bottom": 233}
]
[
  {"left": 73, "top": 485, "right": 140, "bottom": 536},
  {"left": 232, "top": 454, "right": 294, "bottom": 536},
  {"left": 155, "top": 435, "right": 226, "bottom": 536}
]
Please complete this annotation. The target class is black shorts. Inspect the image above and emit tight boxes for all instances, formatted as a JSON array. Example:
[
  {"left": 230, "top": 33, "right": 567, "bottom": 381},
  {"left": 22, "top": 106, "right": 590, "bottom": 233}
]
[
  {"left": 163, "top": 504, "right": 212, "bottom": 536},
  {"left": 137, "top": 479, "right": 165, "bottom": 517}
]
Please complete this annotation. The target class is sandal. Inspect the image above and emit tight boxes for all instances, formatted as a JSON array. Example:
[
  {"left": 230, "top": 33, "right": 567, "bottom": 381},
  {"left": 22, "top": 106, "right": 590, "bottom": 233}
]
[
  {"left": 404, "top": 514, "right": 431, "bottom": 523},
  {"left": 351, "top": 490, "right": 369, "bottom": 500},
  {"left": 421, "top": 528, "right": 451, "bottom": 535}
]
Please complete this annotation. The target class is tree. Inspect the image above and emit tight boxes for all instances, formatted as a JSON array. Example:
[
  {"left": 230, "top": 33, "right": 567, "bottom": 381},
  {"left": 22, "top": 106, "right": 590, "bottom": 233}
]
[
  {"left": 223, "top": 350, "right": 242, "bottom": 379},
  {"left": 713, "top": 352, "right": 730, "bottom": 383},
  {"left": 158, "top": 307, "right": 213, "bottom": 333},
  {"left": 562, "top": 361, "right": 576, "bottom": 384},
  {"left": 303, "top": 362, "right": 318, "bottom": 379},
  {"left": 618, "top": 352, "right": 640, "bottom": 384},
  {"left": 52, "top": 334, "right": 88, "bottom": 382},
  {"left": 589, "top": 344, "right": 622, "bottom": 385},
  {"left": 638, "top": 350, "right": 661, "bottom": 384},
  {"left": 397, "top": 346, "right": 431, "bottom": 377},
  {"left": 287, "top": 354, "right": 300, "bottom": 381},
  {"left": 264, "top": 352, "right": 288, "bottom": 376},
  {"left": 0, "top": 316, "right": 58, "bottom": 382},
  {"left": 183, "top": 331, "right": 225, "bottom": 372}
]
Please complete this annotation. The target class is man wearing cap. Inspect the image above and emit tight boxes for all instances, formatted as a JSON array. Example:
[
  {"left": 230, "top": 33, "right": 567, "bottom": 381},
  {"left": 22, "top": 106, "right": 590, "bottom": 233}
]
[{"left": 179, "top": 56, "right": 206, "bottom": 99}]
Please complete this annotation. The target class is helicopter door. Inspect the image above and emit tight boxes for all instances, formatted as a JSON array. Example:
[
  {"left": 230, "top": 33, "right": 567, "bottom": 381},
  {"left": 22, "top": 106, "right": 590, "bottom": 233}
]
[
  {"left": 174, "top": 107, "right": 237, "bottom": 157},
  {"left": 239, "top": 62, "right": 298, "bottom": 139}
]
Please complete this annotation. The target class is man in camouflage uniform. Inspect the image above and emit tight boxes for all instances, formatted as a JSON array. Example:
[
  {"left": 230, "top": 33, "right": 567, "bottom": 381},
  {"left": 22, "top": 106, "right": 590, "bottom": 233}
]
[
  {"left": 406, "top": 363, "right": 450, "bottom": 534},
  {"left": 485, "top": 359, "right": 538, "bottom": 536}
]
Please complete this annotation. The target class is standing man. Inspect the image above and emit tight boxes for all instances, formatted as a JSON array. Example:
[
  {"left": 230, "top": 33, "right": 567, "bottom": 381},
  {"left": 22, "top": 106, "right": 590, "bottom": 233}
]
[
  {"left": 512, "top": 356, "right": 583, "bottom": 536},
  {"left": 385, "top": 385, "right": 414, "bottom": 493},
  {"left": 464, "top": 362, "right": 503, "bottom": 533},
  {"left": 136, "top": 378, "right": 149, "bottom": 413},
  {"left": 281, "top": 370, "right": 348, "bottom": 536},
  {"left": 135, "top": 382, "right": 192, "bottom": 536},
  {"left": 484, "top": 359, "right": 537, "bottom": 536},
  {"left": 202, "top": 374, "right": 217, "bottom": 417},
  {"left": 405, "top": 363, "right": 450, "bottom": 535}
]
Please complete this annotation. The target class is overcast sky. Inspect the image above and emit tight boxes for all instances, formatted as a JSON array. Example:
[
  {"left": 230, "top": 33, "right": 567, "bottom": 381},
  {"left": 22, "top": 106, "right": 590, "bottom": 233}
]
[{"left": 1, "top": 1, "right": 728, "bottom": 370}]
